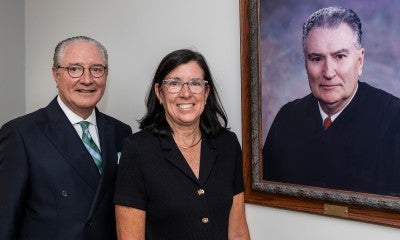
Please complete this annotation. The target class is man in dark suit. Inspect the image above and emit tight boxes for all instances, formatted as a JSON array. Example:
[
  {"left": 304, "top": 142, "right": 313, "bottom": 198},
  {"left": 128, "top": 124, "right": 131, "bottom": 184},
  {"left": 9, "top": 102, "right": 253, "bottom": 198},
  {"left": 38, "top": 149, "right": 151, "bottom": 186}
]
[
  {"left": 0, "top": 36, "right": 132, "bottom": 239},
  {"left": 262, "top": 7, "right": 400, "bottom": 195}
]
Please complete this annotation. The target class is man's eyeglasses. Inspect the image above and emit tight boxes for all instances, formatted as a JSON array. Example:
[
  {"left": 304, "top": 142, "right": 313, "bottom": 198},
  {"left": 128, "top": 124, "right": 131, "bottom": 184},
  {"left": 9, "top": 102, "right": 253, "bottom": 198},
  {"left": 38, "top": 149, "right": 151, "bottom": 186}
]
[
  {"left": 162, "top": 78, "right": 208, "bottom": 94},
  {"left": 57, "top": 64, "right": 107, "bottom": 78}
]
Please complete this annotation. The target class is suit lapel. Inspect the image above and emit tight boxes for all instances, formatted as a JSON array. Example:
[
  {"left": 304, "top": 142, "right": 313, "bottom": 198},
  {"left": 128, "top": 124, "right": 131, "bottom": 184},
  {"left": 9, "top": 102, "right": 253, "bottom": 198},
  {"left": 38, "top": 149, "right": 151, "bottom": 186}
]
[
  {"left": 37, "top": 98, "right": 100, "bottom": 191},
  {"left": 87, "top": 111, "right": 118, "bottom": 218}
]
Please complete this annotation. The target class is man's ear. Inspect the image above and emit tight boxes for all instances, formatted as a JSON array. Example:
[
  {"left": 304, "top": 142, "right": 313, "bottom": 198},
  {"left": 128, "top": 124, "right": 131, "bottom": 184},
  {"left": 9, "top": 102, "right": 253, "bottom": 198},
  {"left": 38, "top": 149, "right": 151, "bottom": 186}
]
[
  {"left": 52, "top": 67, "right": 59, "bottom": 86},
  {"left": 358, "top": 48, "right": 365, "bottom": 77}
]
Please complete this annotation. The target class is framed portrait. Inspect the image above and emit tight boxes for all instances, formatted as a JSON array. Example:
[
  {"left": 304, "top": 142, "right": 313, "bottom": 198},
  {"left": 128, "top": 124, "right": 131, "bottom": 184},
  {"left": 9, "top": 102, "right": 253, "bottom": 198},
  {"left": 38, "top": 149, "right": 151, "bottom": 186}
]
[{"left": 240, "top": 0, "right": 400, "bottom": 227}]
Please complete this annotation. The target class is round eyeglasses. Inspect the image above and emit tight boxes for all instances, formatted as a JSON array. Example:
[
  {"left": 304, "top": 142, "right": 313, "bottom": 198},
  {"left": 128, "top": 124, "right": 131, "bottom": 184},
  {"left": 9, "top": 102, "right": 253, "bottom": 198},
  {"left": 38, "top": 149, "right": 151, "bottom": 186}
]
[
  {"left": 57, "top": 64, "right": 107, "bottom": 78},
  {"left": 162, "top": 78, "right": 208, "bottom": 94}
]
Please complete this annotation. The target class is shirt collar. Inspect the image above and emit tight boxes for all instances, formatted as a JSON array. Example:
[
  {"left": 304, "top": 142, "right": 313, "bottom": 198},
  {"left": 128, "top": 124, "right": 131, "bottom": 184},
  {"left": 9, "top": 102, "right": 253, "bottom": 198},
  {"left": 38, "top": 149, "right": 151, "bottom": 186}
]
[{"left": 57, "top": 95, "right": 97, "bottom": 126}]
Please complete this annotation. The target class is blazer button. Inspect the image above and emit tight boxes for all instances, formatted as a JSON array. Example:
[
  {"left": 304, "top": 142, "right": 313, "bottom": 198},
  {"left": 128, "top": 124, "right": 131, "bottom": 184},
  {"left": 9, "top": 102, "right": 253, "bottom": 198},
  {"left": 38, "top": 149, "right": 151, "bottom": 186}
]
[
  {"left": 197, "top": 188, "right": 205, "bottom": 196},
  {"left": 201, "top": 217, "right": 209, "bottom": 224},
  {"left": 61, "top": 190, "right": 68, "bottom": 197}
]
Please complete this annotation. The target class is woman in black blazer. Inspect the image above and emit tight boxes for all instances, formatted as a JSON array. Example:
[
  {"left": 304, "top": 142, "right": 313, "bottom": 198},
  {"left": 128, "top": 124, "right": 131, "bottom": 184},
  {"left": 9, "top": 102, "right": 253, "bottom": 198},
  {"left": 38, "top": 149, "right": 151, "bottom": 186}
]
[{"left": 115, "top": 49, "right": 250, "bottom": 240}]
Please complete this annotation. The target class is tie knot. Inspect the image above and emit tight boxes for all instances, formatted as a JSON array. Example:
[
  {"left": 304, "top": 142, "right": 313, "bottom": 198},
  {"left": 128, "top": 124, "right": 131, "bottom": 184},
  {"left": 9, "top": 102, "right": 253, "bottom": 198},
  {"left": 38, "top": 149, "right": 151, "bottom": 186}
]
[{"left": 79, "top": 121, "right": 90, "bottom": 131}]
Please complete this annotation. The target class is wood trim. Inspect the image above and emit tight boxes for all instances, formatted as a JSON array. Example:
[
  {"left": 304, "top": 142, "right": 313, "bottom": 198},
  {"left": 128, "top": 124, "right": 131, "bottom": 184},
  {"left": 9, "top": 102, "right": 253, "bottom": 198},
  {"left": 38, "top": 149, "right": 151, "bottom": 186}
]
[{"left": 239, "top": 0, "right": 400, "bottom": 227}]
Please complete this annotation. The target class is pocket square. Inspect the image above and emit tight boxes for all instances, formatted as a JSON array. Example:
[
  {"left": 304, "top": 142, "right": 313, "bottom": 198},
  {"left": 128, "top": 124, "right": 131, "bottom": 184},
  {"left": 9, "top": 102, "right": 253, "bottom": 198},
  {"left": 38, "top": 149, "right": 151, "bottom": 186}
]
[{"left": 117, "top": 152, "right": 122, "bottom": 164}]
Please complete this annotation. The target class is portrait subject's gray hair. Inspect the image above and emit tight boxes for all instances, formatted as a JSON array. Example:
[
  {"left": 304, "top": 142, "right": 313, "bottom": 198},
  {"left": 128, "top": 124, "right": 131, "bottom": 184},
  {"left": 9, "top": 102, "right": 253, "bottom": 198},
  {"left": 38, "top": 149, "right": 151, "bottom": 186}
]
[
  {"left": 302, "top": 6, "right": 362, "bottom": 50},
  {"left": 52, "top": 36, "right": 108, "bottom": 68}
]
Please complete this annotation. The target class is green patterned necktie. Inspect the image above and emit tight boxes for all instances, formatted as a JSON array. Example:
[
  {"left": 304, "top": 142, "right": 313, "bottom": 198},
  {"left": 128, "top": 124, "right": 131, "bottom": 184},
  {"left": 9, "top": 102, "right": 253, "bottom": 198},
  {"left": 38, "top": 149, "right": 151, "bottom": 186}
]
[{"left": 79, "top": 121, "right": 103, "bottom": 174}]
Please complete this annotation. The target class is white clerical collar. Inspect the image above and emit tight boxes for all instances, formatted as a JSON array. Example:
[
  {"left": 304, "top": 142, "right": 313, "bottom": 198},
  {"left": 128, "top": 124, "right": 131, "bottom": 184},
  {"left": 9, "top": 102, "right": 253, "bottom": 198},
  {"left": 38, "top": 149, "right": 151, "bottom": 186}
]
[
  {"left": 57, "top": 96, "right": 97, "bottom": 126},
  {"left": 318, "top": 83, "right": 358, "bottom": 122}
]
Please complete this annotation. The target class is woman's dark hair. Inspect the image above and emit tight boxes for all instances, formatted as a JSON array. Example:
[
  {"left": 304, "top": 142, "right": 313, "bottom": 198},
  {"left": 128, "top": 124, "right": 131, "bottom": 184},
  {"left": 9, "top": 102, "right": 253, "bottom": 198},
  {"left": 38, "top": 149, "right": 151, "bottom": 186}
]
[{"left": 139, "top": 49, "right": 228, "bottom": 137}]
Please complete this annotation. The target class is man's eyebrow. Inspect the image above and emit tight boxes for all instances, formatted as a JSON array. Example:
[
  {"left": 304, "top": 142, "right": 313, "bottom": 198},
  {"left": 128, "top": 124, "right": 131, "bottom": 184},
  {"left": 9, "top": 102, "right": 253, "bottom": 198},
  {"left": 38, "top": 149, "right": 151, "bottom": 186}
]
[
  {"left": 332, "top": 49, "right": 349, "bottom": 55},
  {"left": 65, "top": 63, "right": 105, "bottom": 67},
  {"left": 66, "top": 62, "right": 83, "bottom": 66},
  {"left": 307, "top": 53, "right": 323, "bottom": 58},
  {"left": 306, "top": 48, "right": 350, "bottom": 58}
]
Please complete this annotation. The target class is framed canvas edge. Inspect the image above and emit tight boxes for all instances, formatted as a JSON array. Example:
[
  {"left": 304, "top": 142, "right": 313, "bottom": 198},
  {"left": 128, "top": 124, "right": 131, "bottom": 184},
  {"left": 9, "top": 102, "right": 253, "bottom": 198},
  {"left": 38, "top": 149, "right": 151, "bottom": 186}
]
[{"left": 239, "top": 0, "right": 400, "bottom": 227}]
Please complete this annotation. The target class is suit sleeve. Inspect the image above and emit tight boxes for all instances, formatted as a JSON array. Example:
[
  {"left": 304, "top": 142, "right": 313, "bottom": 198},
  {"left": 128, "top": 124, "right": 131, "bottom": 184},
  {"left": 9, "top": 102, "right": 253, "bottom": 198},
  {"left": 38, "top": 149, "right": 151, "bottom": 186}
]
[
  {"left": 0, "top": 123, "right": 29, "bottom": 239},
  {"left": 114, "top": 136, "right": 147, "bottom": 210}
]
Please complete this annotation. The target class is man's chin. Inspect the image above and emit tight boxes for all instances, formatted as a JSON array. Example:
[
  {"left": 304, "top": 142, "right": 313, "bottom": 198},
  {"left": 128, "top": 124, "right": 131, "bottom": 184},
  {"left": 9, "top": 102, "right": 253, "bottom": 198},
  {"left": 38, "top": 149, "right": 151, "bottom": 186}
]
[
  {"left": 316, "top": 93, "right": 341, "bottom": 105},
  {"left": 75, "top": 100, "right": 99, "bottom": 110}
]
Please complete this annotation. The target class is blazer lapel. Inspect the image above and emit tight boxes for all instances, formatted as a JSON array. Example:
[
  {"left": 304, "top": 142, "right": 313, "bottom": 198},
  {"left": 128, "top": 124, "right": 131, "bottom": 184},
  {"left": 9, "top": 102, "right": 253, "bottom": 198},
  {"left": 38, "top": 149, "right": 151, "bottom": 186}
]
[
  {"left": 163, "top": 135, "right": 217, "bottom": 185},
  {"left": 37, "top": 98, "right": 100, "bottom": 191},
  {"left": 198, "top": 137, "right": 217, "bottom": 185},
  {"left": 163, "top": 136, "right": 199, "bottom": 183}
]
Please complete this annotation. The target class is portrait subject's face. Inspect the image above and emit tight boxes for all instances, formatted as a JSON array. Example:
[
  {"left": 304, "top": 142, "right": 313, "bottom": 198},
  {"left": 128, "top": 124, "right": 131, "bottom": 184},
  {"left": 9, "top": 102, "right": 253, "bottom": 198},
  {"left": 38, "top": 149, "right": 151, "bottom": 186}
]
[
  {"left": 52, "top": 42, "right": 107, "bottom": 119},
  {"left": 304, "top": 23, "right": 364, "bottom": 115},
  {"left": 155, "top": 60, "right": 209, "bottom": 130}
]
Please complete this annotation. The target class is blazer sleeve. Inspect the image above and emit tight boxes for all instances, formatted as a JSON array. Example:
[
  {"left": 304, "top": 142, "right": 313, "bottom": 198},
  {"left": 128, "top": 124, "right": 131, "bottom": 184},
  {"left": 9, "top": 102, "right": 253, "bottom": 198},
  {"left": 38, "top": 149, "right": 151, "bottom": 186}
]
[
  {"left": 232, "top": 133, "right": 245, "bottom": 195},
  {"left": 0, "top": 122, "right": 30, "bottom": 239}
]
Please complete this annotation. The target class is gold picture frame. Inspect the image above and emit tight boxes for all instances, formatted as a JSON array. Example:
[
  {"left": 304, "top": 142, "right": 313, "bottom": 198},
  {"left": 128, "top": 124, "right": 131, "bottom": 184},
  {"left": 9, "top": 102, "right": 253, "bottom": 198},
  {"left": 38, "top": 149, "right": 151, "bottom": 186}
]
[{"left": 240, "top": 0, "right": 400, "bottom": 227}]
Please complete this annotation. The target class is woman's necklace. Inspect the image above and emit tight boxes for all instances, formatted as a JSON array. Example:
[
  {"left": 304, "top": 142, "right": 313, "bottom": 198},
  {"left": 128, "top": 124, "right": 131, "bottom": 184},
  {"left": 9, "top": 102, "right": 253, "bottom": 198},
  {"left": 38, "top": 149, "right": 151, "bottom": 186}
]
[{"left": 177, "top": 137, "right": 202, "bottom": 149}]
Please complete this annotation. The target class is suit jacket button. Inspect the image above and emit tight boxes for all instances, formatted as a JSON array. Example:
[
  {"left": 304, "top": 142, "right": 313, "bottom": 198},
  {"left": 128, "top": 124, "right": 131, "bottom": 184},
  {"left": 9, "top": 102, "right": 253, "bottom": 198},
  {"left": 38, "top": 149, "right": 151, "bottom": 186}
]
[
  {"left": 201, "top": 217, "right": 209, "bottom": 224},
  {"left": 61, "top": 190, "right": 68, "bottom": 197}
]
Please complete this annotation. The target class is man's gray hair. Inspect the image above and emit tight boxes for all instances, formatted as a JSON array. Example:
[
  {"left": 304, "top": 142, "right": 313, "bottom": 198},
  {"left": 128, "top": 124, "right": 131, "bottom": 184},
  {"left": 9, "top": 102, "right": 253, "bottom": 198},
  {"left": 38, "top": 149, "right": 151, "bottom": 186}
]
[
  {"left": 302, "top": 6, "right": 362, "bottom": 50},
  {"left": 52, "top": 36, "right": 108, "bottom": 68}
]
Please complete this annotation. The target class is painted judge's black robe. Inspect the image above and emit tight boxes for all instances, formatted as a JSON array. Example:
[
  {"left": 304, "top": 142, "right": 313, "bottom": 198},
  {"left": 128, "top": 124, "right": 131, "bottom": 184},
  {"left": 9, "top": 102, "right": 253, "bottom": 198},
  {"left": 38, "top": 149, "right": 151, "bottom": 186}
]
[{"left": 263, "top": 81, "right": 400, "bottom": 196}]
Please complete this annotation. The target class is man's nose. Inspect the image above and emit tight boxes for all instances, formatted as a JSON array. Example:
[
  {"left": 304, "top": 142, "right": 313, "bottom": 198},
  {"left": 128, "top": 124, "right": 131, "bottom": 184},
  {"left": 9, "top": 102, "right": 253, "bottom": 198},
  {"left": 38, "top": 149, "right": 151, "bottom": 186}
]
[
  {"left": 322, "top": 58, "right": 336, "bottom": 79},
  {"left": 80, "top": 69, "right": 94, "bottom": 84}
]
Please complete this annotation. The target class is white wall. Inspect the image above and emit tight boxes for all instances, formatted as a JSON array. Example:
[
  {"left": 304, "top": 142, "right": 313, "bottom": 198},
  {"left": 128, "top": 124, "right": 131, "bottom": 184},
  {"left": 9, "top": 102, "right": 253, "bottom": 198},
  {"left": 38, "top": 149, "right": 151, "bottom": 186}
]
[
  {"left": 24, "top": 0, "right": 400, "bottom": 239},
  {"left": 0, "top": 0, "right": 25, "bottom": 126}
]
